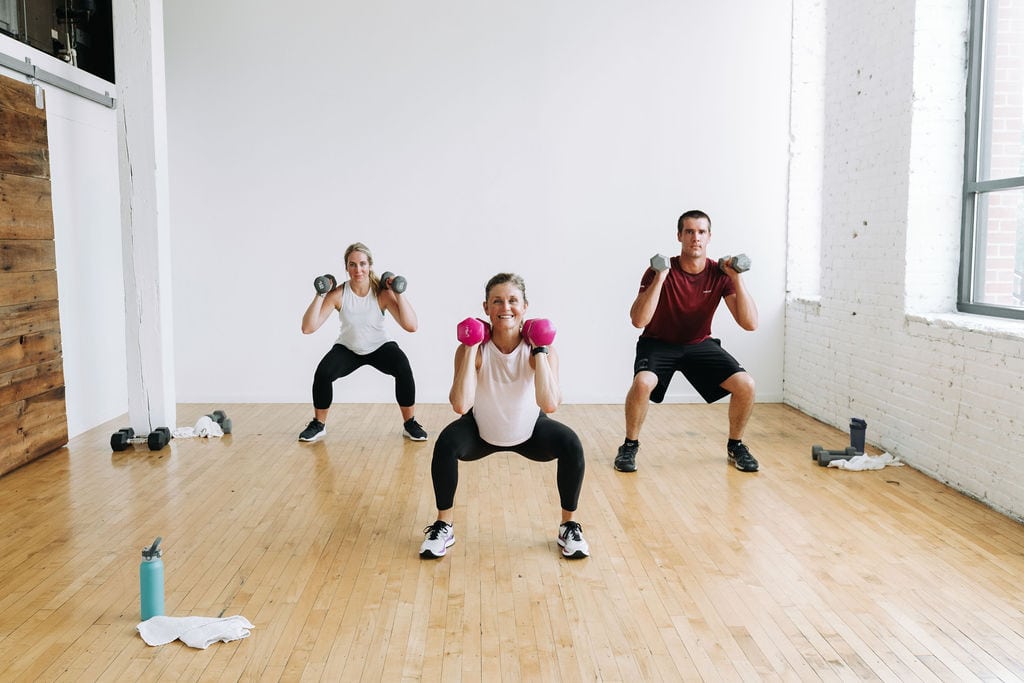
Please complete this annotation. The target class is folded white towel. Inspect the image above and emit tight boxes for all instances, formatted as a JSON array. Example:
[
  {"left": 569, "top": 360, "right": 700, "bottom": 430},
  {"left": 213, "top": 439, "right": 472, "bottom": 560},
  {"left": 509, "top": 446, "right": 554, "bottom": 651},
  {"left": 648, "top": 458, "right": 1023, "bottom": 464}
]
[
  {"left": 171, "top": 415, "right": 225, "bottom": 440},
  {"left": 137, "top": 615, "right": 254, "bottom": 649},
  {"left": 828, "top": 451, "right": 903, "bottom": 471}
]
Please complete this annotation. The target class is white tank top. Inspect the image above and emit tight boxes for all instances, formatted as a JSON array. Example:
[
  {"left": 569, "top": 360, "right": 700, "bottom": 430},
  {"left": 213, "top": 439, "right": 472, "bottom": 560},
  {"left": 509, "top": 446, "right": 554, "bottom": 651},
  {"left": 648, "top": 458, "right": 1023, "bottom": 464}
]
[
  {"left": 474, "top": 340, "right": 539, "bottom": 446},
  {"left": 335, "top": 282, "right": 391, "bottom": 354}
]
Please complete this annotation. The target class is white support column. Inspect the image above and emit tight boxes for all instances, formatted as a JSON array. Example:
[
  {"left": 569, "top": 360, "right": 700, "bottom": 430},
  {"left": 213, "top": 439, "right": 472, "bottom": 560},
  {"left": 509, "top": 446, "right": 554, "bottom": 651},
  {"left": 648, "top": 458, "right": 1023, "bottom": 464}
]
[{"left": 113, "top": 0, "right": 176, "bottom": 433}]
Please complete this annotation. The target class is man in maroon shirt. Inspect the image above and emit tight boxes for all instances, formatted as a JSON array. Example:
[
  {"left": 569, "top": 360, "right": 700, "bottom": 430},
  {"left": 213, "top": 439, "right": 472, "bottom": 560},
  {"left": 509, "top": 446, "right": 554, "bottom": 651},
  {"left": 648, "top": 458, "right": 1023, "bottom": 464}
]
[{"left": 614, "top": 210, "right": 760, "bottom": 473}]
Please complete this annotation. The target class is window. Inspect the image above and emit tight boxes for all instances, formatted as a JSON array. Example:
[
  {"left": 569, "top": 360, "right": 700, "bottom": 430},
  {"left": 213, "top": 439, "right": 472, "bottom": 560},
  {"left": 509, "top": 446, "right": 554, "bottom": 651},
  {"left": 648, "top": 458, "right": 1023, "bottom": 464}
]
[
  {"left": 0, "top": 1, "right": 113, "bottom": 82},
  {"left": 961, "top": 0, "right": 1024, "bottom": 320}
]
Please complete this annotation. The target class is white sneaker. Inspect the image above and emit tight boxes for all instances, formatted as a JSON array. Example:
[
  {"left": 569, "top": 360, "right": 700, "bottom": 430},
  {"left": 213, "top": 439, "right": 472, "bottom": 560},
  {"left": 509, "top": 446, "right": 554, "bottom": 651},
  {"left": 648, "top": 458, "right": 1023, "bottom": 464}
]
[
  {"left": 557, "top": 521, "right": 590, "bottom": 559},
  {"left": 419, "top": 521, "right": 454, "bottom": 559}
]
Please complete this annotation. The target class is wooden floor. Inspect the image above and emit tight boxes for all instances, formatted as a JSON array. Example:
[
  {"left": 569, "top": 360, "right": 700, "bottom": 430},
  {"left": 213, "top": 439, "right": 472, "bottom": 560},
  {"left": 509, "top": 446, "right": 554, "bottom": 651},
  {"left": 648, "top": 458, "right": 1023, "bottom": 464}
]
[{"left": 1, "top": 403, "right": 1023, "bottom": 681}]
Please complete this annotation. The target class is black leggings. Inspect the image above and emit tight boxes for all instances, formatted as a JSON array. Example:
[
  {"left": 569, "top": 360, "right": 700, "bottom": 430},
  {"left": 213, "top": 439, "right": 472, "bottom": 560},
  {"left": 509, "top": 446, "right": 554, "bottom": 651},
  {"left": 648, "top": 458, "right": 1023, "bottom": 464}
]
[
  {"left": 312, "top": 341, "right": 415, "bottom": 409},
  {"left": 430, "top": 411, "right": 585, "bottom": 512}
]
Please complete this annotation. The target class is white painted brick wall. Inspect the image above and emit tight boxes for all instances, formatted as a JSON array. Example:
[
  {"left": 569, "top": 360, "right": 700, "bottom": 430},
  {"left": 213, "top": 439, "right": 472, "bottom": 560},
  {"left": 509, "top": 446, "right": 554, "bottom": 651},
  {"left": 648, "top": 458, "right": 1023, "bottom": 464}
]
[{"left": 786, "top": 0, "right": 1024, "bottom": 521}]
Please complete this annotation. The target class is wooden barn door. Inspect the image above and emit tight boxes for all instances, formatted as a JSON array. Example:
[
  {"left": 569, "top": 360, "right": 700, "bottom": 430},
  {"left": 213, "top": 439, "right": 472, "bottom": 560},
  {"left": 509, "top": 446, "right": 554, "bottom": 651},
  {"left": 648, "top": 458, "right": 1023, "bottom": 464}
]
[{"left": 0, "top": 74, "right": 67, "bottom": 476}]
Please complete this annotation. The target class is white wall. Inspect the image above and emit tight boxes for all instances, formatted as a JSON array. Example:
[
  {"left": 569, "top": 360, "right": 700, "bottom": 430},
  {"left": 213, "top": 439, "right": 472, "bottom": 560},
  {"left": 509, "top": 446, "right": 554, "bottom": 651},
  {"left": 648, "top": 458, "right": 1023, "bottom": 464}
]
[
  {"left": 785, "top": 0, "right": 1024, "bottom": 522},
  {"left": 162, "top": 1, "right": 792, "bottom": 407},
  {"left": 0, "top": 35, "right": 127, "bottom": 439}
]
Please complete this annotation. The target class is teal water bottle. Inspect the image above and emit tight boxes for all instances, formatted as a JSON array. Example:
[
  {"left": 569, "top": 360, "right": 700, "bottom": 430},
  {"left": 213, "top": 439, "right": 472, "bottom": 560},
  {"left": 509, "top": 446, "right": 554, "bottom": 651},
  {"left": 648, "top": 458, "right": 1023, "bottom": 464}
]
[{"left": 140, "top": 537, "right": 164, "bottom": 621}]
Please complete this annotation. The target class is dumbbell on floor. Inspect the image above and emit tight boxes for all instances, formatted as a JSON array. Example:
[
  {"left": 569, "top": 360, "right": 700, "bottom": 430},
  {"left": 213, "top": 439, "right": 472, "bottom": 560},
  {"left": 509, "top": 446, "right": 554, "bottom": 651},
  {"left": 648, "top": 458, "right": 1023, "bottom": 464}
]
[
  {"left": 314, "top": 274, "right": 337, "bottom": 295},
  {"left": 111, "top": 426, "right": 171, "bottom": 452},
  {"left": 718, "top": 253, "right": 751, "bottom": 273},
  {"left": 811, "top": 444, "right": 858, "bottom": 467},
  {"left": 379, "top": 271, "right": 407, "bottom": 294},
  {"left": 206, "top": 409, "right": 232, "bottom": 434}
]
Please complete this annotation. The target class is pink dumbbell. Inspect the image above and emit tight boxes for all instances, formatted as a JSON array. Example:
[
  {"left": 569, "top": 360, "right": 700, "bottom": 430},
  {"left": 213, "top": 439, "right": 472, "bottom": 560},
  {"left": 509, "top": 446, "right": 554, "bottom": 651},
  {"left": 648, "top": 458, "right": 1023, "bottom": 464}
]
[
  {"left": 522, "top": 318, "right": 556, "bottom": 347},
  {"left": 457, "top": 317, "right": 491, "bottom": 346}
]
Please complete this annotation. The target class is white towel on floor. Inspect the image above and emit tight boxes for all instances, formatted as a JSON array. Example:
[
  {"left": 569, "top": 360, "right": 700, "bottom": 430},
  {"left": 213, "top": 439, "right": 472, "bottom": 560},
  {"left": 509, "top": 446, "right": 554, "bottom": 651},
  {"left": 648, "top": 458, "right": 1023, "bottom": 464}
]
[
  {"left": 137, "top": 615, "right": 254, "bottom": 649},
  {"left": 828, "top": 451, "right": 903, "bottom": 470},
  {"left": 171, "top": 415, "right": 225, "bottom": 440}
]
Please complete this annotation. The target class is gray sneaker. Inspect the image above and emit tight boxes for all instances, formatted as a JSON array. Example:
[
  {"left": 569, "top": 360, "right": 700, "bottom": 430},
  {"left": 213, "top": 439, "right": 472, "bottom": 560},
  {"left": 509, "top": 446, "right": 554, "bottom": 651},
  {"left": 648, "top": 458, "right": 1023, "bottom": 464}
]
[{"left": 614, "top": 441, "right": 638, "bottom": 472}]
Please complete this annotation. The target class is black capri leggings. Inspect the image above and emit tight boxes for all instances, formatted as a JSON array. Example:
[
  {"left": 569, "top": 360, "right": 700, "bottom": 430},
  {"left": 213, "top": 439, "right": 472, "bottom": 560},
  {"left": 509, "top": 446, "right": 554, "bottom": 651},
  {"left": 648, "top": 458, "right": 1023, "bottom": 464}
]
[
  {"left": 430, "top": 411, "right": 585, "bottom": 512},
  {"left": 312, "top": 341, "right": 415, "bottom": 409}
]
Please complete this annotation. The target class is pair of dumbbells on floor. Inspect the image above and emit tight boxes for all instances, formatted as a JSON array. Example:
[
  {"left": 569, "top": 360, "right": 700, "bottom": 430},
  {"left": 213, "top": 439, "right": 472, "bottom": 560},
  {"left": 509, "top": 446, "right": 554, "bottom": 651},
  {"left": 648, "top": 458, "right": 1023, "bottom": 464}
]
[
  {"left": 110, "top": 409, "right": 232, "bottom": 452},
  {"left": 313, "top": 271, "right": 408, "bottom": 295},
  {"left": 812, "top": 418, "right": 867, "bottom": 466},
  {"left": 649, "top": 253, "right": 752, "bottom": 273},
  {"left": 811, "top": 445, "right": 859, "bottom": 467},
  {"left": 110, "top": 426, "right": 171, "bottom": 452}
]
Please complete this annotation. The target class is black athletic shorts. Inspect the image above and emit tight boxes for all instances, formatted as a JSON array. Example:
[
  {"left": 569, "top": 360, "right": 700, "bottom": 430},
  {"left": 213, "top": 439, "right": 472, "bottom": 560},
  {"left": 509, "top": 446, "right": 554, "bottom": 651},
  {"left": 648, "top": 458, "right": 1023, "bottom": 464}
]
[{"left": 632, "top": 337, "right": 745, "bottom": 404}]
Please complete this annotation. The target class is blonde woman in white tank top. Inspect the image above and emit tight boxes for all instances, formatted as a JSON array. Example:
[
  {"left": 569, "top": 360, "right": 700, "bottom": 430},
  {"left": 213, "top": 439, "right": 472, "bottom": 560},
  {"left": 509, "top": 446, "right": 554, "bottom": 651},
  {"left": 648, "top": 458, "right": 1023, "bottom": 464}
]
[
  {"left": 418, "top": 273, "right": 590, "bottom": 561},
  {"left": 298, "top": 242, "right": 427, "bottom": 443}
]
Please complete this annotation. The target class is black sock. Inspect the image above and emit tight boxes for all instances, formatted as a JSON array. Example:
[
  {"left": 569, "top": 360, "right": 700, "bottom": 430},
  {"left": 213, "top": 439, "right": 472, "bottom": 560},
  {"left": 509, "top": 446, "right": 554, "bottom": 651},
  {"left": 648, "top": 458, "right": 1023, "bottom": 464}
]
[
  {"left": 728, "top": 439, "right": 742, "bottom": 449},
  {"left": 624, "top": 438, "right": 638, "bottom": 447}
]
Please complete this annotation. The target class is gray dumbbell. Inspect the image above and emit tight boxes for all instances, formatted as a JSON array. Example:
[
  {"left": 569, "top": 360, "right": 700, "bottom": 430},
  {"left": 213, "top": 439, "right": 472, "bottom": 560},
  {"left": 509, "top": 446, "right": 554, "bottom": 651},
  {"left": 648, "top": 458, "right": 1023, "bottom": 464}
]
[
  {"left": 314, "top": 273, "right": 337, "bottom": 295},
  {"left": 207, "top": 409, "right": 232, "bottom": 434},
  {"left": 718, "top": 254, "right": 751, "bottom": 273},
  {"left": 650, "top": 254, "right": 670, "bottom": 272},
  {"left": 811, "top": 444, "right": 858, "bottom": 467},
  {"left": 380, "top": 271, "right": 407, "bottom": 294}
]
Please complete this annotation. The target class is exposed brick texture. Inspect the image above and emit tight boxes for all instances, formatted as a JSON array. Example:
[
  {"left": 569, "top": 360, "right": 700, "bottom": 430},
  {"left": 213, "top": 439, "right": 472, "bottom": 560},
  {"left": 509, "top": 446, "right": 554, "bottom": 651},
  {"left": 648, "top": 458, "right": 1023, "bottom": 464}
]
[{"left": 785, "top": 0, "right": 1024, "bottom": 521}]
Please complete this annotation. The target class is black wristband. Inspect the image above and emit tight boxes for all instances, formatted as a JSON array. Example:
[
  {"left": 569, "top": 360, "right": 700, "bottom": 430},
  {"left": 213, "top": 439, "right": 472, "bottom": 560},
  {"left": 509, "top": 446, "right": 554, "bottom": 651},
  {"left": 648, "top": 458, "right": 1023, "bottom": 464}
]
[{"left": 530, "top": 345, "right": 549, "bottom": 356}]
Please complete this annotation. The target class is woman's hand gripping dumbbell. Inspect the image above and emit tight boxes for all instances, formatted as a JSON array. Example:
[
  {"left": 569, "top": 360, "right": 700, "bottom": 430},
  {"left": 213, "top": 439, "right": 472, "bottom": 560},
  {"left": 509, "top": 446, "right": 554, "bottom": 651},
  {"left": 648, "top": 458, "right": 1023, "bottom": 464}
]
[
  {"left": 379, "top": 271, "right": 408, "bottom": 294},
  {"left": 313, "top": 273, "right": 337, "bottom": 296},
  {"left": 457, "top": 317, "right": 491, "bottom": 346},
  {"left": 522, "top": 318, "right": 556, "bottom": 355}
]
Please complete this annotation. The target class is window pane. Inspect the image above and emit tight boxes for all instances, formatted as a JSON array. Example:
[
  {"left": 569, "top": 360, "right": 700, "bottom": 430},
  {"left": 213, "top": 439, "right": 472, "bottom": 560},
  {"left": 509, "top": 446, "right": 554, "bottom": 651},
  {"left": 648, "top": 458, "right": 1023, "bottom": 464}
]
[
  {"left": 978, "top": 0, "right": 1024, "bottom": 182},
  {"left": 972, "top": 189, "right": 1024, "bottom": 306}
]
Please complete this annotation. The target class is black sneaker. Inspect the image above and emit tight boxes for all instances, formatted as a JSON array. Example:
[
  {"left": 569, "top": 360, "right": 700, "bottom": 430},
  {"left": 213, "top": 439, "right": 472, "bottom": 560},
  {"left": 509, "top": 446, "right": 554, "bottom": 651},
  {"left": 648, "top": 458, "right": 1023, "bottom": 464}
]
[
  {"left": 728, "top": 441, "right": 759, "bottom": 472},
  {"left": 614, "top": 441, "right": 638, "bottom": 472},
  {"left": 298, "top": 419, "right": 326, "bottom": 442},
  {"left": 403, "top": 417, "right": 428, "bottom": 441}
]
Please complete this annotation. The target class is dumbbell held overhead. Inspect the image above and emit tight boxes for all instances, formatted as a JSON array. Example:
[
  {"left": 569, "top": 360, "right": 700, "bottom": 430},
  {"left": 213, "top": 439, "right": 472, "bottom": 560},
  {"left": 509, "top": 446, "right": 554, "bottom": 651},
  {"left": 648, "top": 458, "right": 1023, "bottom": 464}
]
[
  {"left": 379, "top": 271, "right": 407, "bottom": 294},
  {"left": 718, "top": 253, "right": 751, "bottom": 273},
  {"left": 313, "top": 273, "right": 337, "bottom": 295}
]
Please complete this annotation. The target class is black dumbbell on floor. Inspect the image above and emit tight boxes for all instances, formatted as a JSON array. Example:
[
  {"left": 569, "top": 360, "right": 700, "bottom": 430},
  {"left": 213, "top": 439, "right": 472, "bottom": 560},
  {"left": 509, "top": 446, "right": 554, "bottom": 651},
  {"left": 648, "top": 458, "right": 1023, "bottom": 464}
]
[
  {"left": 206, "top": 409, "right": 232, "bottom": 434},
  {"left": 718, "top": 254, "right": 751, "bottom": 273},
  {"left": 379, "top": 271, "right": 407, "bottom": 294},
  {"left": 811, "top": 444, "right": 858, "bottom": 467},
  {"left": 314, "top": 274, "right": 337, "bottom": 295},
  {"left": 111, "top": 426, "right": 172, "bottom": 452}
]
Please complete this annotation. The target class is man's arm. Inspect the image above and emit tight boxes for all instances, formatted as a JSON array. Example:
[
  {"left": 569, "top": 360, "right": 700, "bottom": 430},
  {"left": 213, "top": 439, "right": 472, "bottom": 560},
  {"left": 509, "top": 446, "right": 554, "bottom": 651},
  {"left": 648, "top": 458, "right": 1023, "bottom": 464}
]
[
  {"left": 629, "top": 269, "right": 668, "bottom": 328},
  {"left": 723, "top": 271, "right": 758, "bottom": 331}
]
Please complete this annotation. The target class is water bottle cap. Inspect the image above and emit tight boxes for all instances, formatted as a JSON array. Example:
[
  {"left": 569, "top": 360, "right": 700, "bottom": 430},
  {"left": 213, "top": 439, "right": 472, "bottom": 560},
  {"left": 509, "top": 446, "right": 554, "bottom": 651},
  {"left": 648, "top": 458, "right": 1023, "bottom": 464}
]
[{"left": 142, "top": 536, "right": 163, "bottom": 560}]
